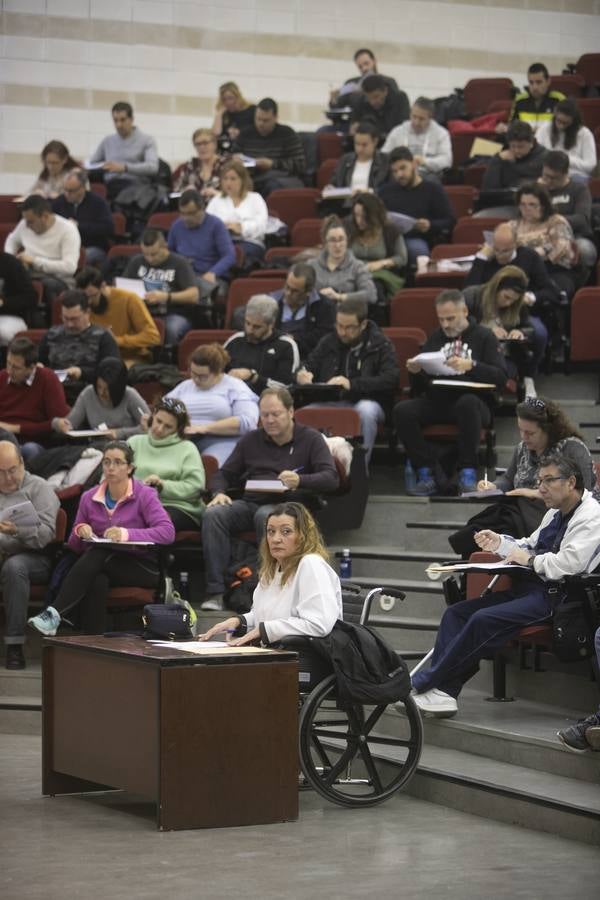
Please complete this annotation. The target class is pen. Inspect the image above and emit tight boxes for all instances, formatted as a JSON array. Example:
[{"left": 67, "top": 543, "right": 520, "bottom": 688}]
[
  {"left": 137, "top": 406, "right": 146, "bottom": 416},
  {"left": 291, "top": 467, "right": 304, "bottom": 473}
]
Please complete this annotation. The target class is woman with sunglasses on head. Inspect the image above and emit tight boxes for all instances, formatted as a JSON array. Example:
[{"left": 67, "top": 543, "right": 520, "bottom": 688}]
[
  {"left": 199, "top": 502, "right": 342, "bottom": 654},
  {"left": 28, "top": 440, "right": 175, "bottom": 636},
  {"left": 128, "top": 398, "right": 205, "bottom": 531},
  {"left": 449, "top": 397, "right": 599, "bottom": 558}
]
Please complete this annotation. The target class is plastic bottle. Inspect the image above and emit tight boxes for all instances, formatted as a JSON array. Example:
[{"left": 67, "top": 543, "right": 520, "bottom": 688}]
[
  {"left": 404, "top": 460, "right": 416, "bottom": 494},
  {"left": 179, "top": 571, "right": 189, "bottom": 602},
  {"left": 339, "top": 548, "right": 352, "bottom": 579}
]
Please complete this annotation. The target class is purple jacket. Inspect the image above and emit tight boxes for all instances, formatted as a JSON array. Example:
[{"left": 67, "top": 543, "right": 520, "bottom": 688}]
[{"left": 68, "top": 478, "right": 175, "bottom": 554}]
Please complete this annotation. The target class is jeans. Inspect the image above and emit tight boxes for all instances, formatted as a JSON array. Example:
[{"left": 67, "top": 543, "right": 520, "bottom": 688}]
[
  {"left": 1, "top": 552, "right": 53, "bottom": 643},
  {"left": 394, "top": 392, "right": 491, "bottom": 470},
  {"left": 412, "top": 584, "right": 552, "bottom": 698},
  {"left": 165, "top": 313, "right": 192, "bottom": 344},
  {"left": 189, "top": 434, "right": 240, "bottom": 467},
  {"left": 303, "top": 399, "right": 384, "bottom": 466},
  {"left": 53, "top": 547, "right": 159, "bottom": 634},
  {"left": 404, "top": 236, "right": 431, "bottom": 266},
  {"left": 202, "top": 500, "right": 274, "bottom": 594}
]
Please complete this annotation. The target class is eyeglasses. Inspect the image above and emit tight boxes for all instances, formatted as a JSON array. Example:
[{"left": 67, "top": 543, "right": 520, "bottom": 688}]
[
  {"left": 102, "top": 458, "right": 128, "bottom": 468},
  {"left": 535, "top": 476, "right": 566, "bottom": 488}
]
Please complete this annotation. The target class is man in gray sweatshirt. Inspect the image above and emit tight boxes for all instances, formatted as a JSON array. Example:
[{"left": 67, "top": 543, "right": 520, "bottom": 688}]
[{"left": 88, "top": 101, "right": 159, "bottom": 198}]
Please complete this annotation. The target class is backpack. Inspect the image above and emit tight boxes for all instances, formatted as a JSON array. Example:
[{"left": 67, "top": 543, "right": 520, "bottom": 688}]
[
  {"left": 310, "top": 620, "right": 412, "bottom": 707},
  {"left": 223, "top": 548, "right": 259, "bottom": 613}
]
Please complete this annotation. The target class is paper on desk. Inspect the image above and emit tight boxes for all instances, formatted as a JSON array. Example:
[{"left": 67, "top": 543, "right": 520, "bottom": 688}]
[
  {"left": 386, "top": 212, "right": 417, "bottom": 234},
  {"left": 426, "top": 561, "right": 532, "bottom": 574},
  {"left": 67, "top": 424, "right": 109, "bottom": 438},
  {"left": 321, "top": 185, "right": 353, "bottom": 199},
  {"left": 150, "top": 640, "right": 229, "bottom": 649},
  {"left": 84, "top": 160, "right": 105, "bottom": 170},
  {"left": 115, "top": 277, "right": 146, "bottom": 298},
  {"left": 431, "top": 379, "right": 497, "bottom": 389},
  {"left": 83, "top": 536, "right": 154, "bottom": 546},
  {"left": 245, "top": 479, "right": 287, "bottom": 492},
  {"left": 149, "top": 641, "right": 275, "bottom": 654},
  {"left": 470, "top": 137, "right": 504, "bottom": 157},
  {"left": 0, "top": 500, "right": 41, "bottom": 528},
  {"left": 412, "top": 351, "right": 456, "bottom": 376},
  {"left": 460, "top": 488, "right": 504, "bottom": 498},
  {"left": 239, "top": 154, "right": 257, "bottom": 168}
]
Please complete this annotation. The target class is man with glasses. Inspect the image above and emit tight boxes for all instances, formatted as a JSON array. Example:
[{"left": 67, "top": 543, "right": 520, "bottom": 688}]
[
  {"left": 539, "top": 150, "right": 597, "bottom": 268},
  {"left": 0, "top": 440, "right": 59, "bottom": 670},
  {"left": 53, "top": 168, "right": 114, "bottom": 267},
  {"left": 296, "top": 298, "right": 398, "bottom": 466},
  {"left": 478, "top": 121, "right": 546, "bottom": 216},
  {"left": 0, "top": 336, "right": 68, "bottom": 460},
  {"left": 38, "top": 290, "right": 119, "bottom": 400},
  {"left": 411, "top": 455, "right": 600, "bottom": 717}
]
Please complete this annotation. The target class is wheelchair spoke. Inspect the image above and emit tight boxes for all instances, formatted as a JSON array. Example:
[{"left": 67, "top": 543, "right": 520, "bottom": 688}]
[
  {"left": 356, "top": 741, "right": 383, "bottom": 795},
  {"left": 323, "top": 742, "right": 358, "bottom": 786},
  {"left": 362, "top": 704, "right": 387, "bottom": 735}
]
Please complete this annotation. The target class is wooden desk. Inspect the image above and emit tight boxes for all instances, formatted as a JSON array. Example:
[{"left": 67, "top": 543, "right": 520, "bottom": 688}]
[{"left": 42, "top": 636, "right": 299, "bottom": 830}]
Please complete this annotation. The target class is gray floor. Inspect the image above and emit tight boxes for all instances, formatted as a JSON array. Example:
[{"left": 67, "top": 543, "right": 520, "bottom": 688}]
[{"left": 2, "top": 734, "right": 600, "bottom": 900}]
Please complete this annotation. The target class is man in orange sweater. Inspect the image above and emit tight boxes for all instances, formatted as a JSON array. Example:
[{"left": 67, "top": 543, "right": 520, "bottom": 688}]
[
  {"left": 0, "top": 336, "right": 69, "bottom": 460},
  {"left": 76, "top": 267, "right": 161, "bottom": 366}
]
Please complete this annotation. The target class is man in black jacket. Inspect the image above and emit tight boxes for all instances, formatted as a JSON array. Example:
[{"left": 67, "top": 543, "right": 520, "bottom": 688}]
[
  {"left": 0, "top": 252, "right": 37, "bottom": 344},
  {"left": 296, "top": 298, "right": 399, "bottom": 465},
  {"left": 478, "top": 121, "right": 546, "bottom": 216},
  {"left": 52, "top": 169, "right": 114, "bottom": 267},
  {"left": 223, "top": 294, "right": 299, "bottom": 395},
  {"left": 200, "top": 386, "right": 339, "bottom": 609},
  {"left": 394, "top": 289, "right": 507, "bottom": 496},
  {"left": 350, "top": 75, "right": 409, "bottom": 140}
]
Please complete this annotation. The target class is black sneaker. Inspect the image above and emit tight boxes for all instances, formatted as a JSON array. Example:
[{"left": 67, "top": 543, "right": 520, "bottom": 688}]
[
  {"left": 5, "top": 645, "right": 25, "bottom": 670},
  {"left": 557, "top": 711, "right": 600, "bottom": 753}
]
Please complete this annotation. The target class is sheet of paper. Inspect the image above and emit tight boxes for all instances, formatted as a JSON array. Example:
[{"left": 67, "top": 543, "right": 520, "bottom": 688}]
[
  {"left": 426, "top": 562, "right": 532, "bottom": 574},
  {"left": 150, "top": 640, "right": 230, "bottom": 649},
  {"left": 54, "top": 369, "right": 68, "bottom": 383},
  {"left": 321, "top": 185, "right": 353, "bottom": 199},
  {"left": 115, "top": 277, "right": 146, "bottom": 298},
  {"left": 67, "top": 429, "right": 109, "bottom": 438},
  {"left": 148, "top": 641, "right": 276, "bottom": 654},
  {"left": 239, "top": 154, "right": 257, "bottom": 168},
  {"left": 431, "top": 379, "right": 497, "bottom": 389},
  {"left": 245, "top": 479, "right": 287, "bottom": 492},
  {"left": 470, "top": 137, "right": 504, "bottom": 157},
  {"left": 412, "top": 351, "right": 456, "bottom": 376},
  {"left": 83, "top": 536, "right": 154, "bottom": 546},
  {"left": 0, "top": 500, "right": 41, "bottom": 528},
  {"left": 460, "top": 489, "right": 504, "bottom": 498},
  {"left": 483, "top": 230, "right": 495, "bottom": 246},
  {"left": 386, "top": 211, "right": 417, "bottom": 234},
  {"left": 84, "top": 160, "right": 105, "bottom": 170}
]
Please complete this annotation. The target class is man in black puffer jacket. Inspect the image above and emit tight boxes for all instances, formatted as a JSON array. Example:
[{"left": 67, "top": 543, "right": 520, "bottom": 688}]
[{"left": 296, "top": 298, "right": 399, "bottom": 466}]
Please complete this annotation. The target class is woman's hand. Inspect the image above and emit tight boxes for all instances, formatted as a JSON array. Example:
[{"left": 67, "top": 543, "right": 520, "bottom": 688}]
[
  {"left": 185, "top": 424, "right": 208, "bottom": 436},
  {"left": 144, "top": 474, "right": 163, "bottom": 490},
  {"left": 507, "top": 329, "right": 524, "bottom": 340},
  {"left": 366, "top": 259, "right": 389, "bottom": 272},
  {"left": 198, "top": 616, "right": 241, "bottom": 641},
  {"left": 320, "top": 287, "right": 345, "bottom": 302},
  {"left": 476, "top": 479, "right": 497, "bottom": 492},
  {"left": 492, "top": 325, "right": 508, "bottom": 339},
  {"left": 104, "top": 526, "right": 126, "bottom": 542},
  {"left": 140, "top": 413, "right": 150, "bottom": 432},
  {"left": 55, "top": 418, "right": 72, "bottom": 434},
  {"left": 228, "top": 625, "right": 260, "bottom": 646},
  {"left": 76, "top": 524, "right": 94, "bottom": 540},
  {"left": 474, "top": 529, "right": 501, "bottom": 552},
  {"left": 226, "top": 222, "right": 242, "bottom": 235},
  {"left": 505, "top": 487, "right": 541, "bottom": 499}
]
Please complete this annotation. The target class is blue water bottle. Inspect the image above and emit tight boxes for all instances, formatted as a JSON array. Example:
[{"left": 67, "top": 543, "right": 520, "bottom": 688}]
[
  {"left": 339, "top": 548, "right": 352, "bottom": 579},
  {"left": 404, "top": 460, "right": 416, "bottom": 494}
]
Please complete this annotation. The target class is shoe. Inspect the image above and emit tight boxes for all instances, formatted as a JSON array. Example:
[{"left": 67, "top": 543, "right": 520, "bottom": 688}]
[
  {"left": 413, "top": 688, "right": 458, "bottom": 718},
  {"left": 200, "top": 594, "right": 224, "bottom": 611},
  {"left": 406, "top": 467, "right": 437, "bottom": 497},
  {"left": 557, "top": 711, "right": 600, "bottom": 753},
  {"left": 5, "top": 645, "right": 25, "bottom": 670},
  {"left": 28, "top": 606, "right": 61, "bottom": 636},
  {"left": 458, "top": 467, "right": 477, "bottom": 494},
  {"left": 523, "top": 376, "right": 537, "bottom": 398}
]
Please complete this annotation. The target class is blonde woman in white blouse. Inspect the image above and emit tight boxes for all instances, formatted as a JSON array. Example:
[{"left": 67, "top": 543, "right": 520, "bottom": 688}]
[{"left": 206, "top": 158, "right": 268, "bottom": 262}]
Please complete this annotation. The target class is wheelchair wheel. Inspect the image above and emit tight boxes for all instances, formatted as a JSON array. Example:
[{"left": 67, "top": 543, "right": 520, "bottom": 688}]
[{"left": 299, "top": 674, "right": 423, "bottom": 807}]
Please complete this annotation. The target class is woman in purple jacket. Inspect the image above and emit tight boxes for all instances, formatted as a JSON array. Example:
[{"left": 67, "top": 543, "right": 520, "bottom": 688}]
[{"left": 29, "top": 441, "right": 175, "bottom": 636}]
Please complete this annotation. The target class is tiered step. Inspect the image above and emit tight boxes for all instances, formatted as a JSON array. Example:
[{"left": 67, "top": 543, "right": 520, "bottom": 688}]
[{"left": 0, "top": 663, "right": 42, "bottom": 735}]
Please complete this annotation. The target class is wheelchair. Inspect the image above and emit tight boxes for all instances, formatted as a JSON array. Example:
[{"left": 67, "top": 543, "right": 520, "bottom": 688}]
[{"left": 293, "top": 583, "right": 424, "bottom": 808}]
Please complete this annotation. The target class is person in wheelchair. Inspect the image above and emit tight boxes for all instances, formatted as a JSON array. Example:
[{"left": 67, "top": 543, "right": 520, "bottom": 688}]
[
  {"left": 413, "top": 454, "right": 600, "bottom": 717},
  {"left": 199, "top": 501, "right": 342, "bottom": 686}
]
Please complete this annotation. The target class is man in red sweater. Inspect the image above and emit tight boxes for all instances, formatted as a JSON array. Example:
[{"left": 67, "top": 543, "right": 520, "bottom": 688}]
[{"left": 0, "top": 336, "right": 69, "bottom": 461}]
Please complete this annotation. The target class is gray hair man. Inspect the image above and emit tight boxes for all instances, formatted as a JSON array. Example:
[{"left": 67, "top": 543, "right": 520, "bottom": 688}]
[{"left": 223, "top": 294, "right": 300, "bottom": 395}]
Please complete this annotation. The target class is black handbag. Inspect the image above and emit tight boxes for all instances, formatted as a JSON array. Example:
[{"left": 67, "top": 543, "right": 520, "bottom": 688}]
[{"left": 142, "top": 603, "right": 194, "bottom": 640}]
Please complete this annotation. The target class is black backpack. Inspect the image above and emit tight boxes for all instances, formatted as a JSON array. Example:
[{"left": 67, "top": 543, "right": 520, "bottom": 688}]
[
  {"left": 310, "top": 620, "right": 412, "bottom": 707},
  {"left": 223, "top": 551, "right": 259, "bottom": 613}
]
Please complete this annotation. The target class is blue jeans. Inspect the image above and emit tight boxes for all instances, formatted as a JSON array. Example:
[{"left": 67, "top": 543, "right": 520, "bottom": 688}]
[
  {"left": 303, "top": 399, "right": 384, "bottom": 466},
  {"left": 412, "top": 584, "right": 552, "bottom": 698},
  {"left": 405, "top": 236, "right": 431, "bottom": 266},
  {"left": 1, "top": 552, "right": 53, "bottom": 643},
  {"left": 165, "top": 314, "right": 192, "bottom": 344}
]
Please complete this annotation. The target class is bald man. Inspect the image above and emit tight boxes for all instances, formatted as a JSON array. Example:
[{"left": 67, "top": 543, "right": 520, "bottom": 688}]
[{"left": 0, "top": 441, "right": 59, "bottom": 669}]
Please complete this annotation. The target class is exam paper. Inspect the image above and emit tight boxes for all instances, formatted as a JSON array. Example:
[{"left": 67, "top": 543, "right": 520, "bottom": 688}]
[
  {"left": 412, "top": 351, "right": 456, "bottom": 376},
  {"left": 115, "top": 277, "right": 146, "bottom": 298},
  {"left": 387, "top": 212, "right": 417, "bottom": 234},
  {"left": 0, "top": 500, "right": 41, "bottom": 528},
  {"left": 245, "top": 479, "right": 286, "bottom": 492},
  {"left": 83, "top": 536, "right": 154, "bottom": 546}
]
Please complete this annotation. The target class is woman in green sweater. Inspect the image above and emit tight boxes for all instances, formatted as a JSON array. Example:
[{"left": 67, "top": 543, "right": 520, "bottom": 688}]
[{"left": 128, "top": 398, "right": 205, "bottom": 531}]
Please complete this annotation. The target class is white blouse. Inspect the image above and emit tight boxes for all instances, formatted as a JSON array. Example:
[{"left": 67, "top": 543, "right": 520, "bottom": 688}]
[
  {"left": 536, "top": 122, "right": 597, "bottom": 178},
  {"left": 245, "top": 554, "right": 343, "bottom": 643},
  {"left": 206, "top": 192, "right": 269, "bottom": 245}
]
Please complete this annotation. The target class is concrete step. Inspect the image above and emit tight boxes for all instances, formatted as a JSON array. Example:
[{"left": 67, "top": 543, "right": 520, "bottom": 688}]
[
  {"left": 0, "top": 663, "right": 41, "bottom": 699},
  {"left": 0, "top": 696, "right": 41, "bottom": 735}
]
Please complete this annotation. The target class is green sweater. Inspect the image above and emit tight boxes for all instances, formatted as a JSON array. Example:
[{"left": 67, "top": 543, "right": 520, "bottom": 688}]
[{"left": 127, "top": 432, "right": 205, "bottom": 524}]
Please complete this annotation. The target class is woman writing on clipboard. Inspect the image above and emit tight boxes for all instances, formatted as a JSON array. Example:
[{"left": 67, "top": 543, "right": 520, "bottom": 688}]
[
  {"left": 28, "top": 441, "right": 174, "bottom": 637},
  {"left": 199, "top": 503, "right": 342, "bottom": 676}
]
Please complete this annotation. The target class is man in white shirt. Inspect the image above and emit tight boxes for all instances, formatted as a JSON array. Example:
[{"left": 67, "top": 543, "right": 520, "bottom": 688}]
[
  {"left": 5, "top": 194, "right": 81, "bottom": 307},
  {"left": 382, "top": 97, "right": 452, "bottom": 179}
]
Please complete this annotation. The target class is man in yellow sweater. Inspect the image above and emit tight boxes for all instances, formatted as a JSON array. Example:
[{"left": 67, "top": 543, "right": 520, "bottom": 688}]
[{"left": 76, "top": 266, "right": 161, "bottom": 366}]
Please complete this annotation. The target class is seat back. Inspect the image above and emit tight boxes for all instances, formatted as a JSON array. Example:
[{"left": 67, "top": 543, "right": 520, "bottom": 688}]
[
  {"left": 317, "top": 159, "right": 339, "bottom": 190},
  {"left": 225, "top": 277, "right": 285, "bottom": 327},
  {"left": 0, "top": 195, "right": 21, "bottom": 223},
  {"left": 317, "top": 132, "right": 343, "bottom": 163},
  {"left": 201, "top": 454, "right": 219, "bottom": 493},
  {"left": 264, "top": 246, "right": 306, "bottom": 265},
  {"left": 444, "top": 185, "right": 477, "bottom": 219},
  {"left": 294, "top": 406, "right": 361, "bottom": 438},
  {"left": 463, "top": 78, "right": 514, "bottom": 118},
  {"left": 178, "top": 329, "right": 234, "bottom": 370},
  {"left": 570, "top": 287, "right": 600, "bottom": 363},
  {"left": 15, "top": 328, "right": 47, "bottom": 345},
  {"left": 147, "top": 212, "right": 178, "bottom": 234},
  {"left": 107, "top": 243, "right": 141, "bottom": 260},
  {"left": 291, "top": 218, "right": 322, "bottom": 248},
  {"left": 267, "top": 189, "right": 320, "bottom": 229},
  {"left": 549, "top": 74, "right": 585, "bottom": 96},
  {"left": 0, "top": 222, "right": 14, "bottom": 250},
  {"left": 389, "top": 288, "right": 440, "bottom": 331},
  {"left": 577, "top": 98, "right": 600, "bottom": 131},
  {"left": 112, "top": 212, "right": 127, "bottom": 237},
  {"left": 452, "top": 216, "right": 507, "bottom": 244},
  {"left": 431, "top": 243, "right": 479, "bottom": 261},
  {"left": 576, "top": 53, "right": 600, "bottom": 88},
  {"left": 383, "top": 327, "right": 427, "bottom": 393}
]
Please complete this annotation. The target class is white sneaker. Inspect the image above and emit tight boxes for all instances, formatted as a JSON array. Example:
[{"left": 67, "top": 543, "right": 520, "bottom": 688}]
[
  {"left": 413, "top": 688, "right": 458, "bottom": 718},
  {"left": 523, "top": 377, "right": 537, "bottom": 398},
  {"left": 200, "top": 595, "right": 224, "bottom": 611},
  {"left": 28, "top": 606, "right": 61, "bottom": 636}
]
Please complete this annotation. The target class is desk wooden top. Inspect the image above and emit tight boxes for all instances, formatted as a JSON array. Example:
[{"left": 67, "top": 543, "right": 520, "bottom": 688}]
[{"left": 43, "top": 635, "right": 298, "bottom": 667}]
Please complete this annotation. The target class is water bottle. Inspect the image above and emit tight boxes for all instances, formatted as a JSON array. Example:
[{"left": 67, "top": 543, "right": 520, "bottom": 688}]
[
  {"left": 339, "top": 548, "right": 352, "bottom": 579},
  {"left": 404, "top": 460, "right": 416, "bottom": 494},
  {"left": 179, "top": 571, "right": 189, "bottom": 602}
]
